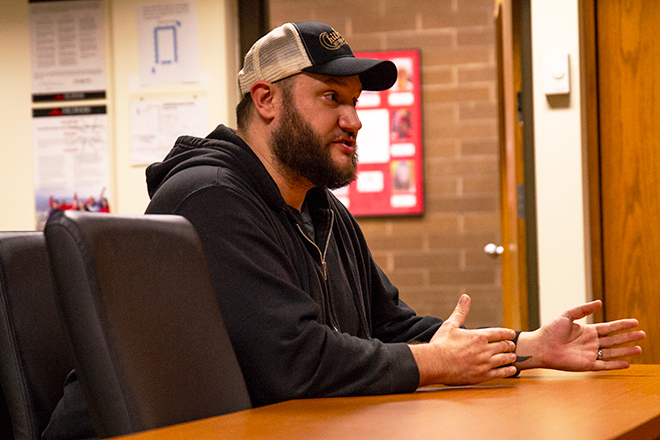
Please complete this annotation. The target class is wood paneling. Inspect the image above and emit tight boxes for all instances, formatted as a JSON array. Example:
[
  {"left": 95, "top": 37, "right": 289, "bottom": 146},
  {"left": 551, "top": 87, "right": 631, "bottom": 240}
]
[{"left": 597, "top": 1, "right": 660, "bottom": 363}]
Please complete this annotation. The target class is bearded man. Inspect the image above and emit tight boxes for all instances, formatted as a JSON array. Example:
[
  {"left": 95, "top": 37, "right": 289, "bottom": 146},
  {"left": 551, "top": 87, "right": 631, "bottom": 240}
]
[{"left": 144, "top": 21, "right": 644, "bottom": 408}]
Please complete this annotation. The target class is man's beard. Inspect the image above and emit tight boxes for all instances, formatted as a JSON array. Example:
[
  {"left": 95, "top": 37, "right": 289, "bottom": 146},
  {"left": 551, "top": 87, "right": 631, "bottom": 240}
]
[{"left": 270, "top": 95, "right": 358, "bottom": 190}]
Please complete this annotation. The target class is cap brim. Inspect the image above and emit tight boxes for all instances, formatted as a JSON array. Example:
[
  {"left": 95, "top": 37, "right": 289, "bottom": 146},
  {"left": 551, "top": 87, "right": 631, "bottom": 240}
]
[{"left": 303, "top": 57, "right": 398, "bottom": 91}]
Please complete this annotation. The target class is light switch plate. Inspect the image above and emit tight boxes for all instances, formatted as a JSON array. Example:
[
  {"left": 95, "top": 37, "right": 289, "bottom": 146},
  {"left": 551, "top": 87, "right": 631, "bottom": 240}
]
[{"left": 543, "top": 53, "right": 570, "bottom": 95}]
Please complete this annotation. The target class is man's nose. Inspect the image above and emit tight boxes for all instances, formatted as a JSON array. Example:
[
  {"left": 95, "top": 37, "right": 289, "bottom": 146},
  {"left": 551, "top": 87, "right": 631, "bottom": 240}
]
[{"left": 339, "top": 105, "right": 362, "bottom": 133}]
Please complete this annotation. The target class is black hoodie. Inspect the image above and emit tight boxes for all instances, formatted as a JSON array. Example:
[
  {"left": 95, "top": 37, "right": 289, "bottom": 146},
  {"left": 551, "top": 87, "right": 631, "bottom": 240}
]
[{"left": 145, "top": 125, "right": 443, "bottom": 407}]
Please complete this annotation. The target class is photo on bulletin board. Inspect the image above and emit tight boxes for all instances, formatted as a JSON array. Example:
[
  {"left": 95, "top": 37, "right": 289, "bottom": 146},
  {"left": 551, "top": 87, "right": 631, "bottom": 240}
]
[{"left": 332, "top": 50, "right": 423, "bottom": 217}]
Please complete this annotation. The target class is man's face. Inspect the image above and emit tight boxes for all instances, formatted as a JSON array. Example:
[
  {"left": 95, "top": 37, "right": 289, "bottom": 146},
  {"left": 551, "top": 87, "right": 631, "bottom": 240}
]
[{"left": 270, "top": 73, "right": 362, "bottom": 190}]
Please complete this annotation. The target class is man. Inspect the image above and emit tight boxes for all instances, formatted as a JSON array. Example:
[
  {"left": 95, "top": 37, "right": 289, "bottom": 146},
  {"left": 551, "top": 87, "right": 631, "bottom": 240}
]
[
  {"left": 43, "top": 21, "right": 645, "bottom": 439},
  {"left": 145, "top": 21, "right": 644, "bottom": 402}
]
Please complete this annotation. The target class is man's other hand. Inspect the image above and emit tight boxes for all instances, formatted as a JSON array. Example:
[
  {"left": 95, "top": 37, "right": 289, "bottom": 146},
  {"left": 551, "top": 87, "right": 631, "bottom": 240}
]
[{"left": 409, "top": 294, "right": 517, "bottom": 387}]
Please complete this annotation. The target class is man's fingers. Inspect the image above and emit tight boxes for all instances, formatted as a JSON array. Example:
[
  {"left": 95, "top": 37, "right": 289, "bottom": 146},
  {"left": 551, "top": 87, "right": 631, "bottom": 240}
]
[
  {"left": 599, "top": 330, "right": 646, "bottom": 348},
  {"left": 492, "top": 352, "right": 517, "bottom": 367},
  {"left": 601, "top": 345, "right": 642, "bottom": 360},
  {"left": 561, "top": 300, "right": 602, "bottom": 321},
  {"left": 486, "top": 365, "right": 517, "bottom": 380},
  {"left": 483, "top": 327, "right": 517, "bottom": 343},
  {"left": 491, "top": 340, "right": 516, "bottom": 354},
  {"left": 595, "top": 360, "right": 631, "bottom": 371},
  {"left": 443, "top": 294, "right": 471, "bottom": 328},
  {"left": 596, "top": 318, "right": 641, "bottom": 336}
]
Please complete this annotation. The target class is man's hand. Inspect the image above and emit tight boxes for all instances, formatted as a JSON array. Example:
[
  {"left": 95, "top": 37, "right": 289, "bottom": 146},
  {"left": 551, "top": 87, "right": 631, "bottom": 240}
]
[
  {"left": 409, "top": 294, "right": 517, "bottom": 387},
  {"left": 514, "top": 300, "right": 646, "bottom": 372}
]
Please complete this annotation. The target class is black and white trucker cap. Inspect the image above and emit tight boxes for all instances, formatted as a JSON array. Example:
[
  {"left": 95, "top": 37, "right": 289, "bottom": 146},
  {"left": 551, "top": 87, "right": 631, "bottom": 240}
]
[{"left": 237, "top": 21, "right": 398, "bottom": 95}]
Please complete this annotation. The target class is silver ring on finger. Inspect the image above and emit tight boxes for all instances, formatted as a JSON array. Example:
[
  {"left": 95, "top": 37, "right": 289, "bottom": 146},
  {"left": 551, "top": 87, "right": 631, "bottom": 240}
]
[{"left": 597, "top": 348, "right": 603, "bottom": 361}]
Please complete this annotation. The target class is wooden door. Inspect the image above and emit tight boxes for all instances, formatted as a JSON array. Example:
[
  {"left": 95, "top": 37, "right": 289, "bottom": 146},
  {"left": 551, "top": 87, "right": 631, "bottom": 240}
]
[
  {"left": 495, "top": 0, "right": 528, "bottom": 330},
  {"left": 592, "top": 1, "right": 660, "bottom": 363}
]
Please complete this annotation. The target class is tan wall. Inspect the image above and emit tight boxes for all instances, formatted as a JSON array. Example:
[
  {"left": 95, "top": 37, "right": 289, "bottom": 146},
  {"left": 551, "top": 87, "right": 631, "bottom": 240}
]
[
  {"left": 269, "top": 0, "right": 503, "bottom": 327},
  {"left": 530, "top": 0, "right": 590, "bottom": 323},
  {"left": 0, "top": 0, "right": 239, "bottom": 228},
  {"left": 0, "top": 0, "right": 39, "bottom": 231}
]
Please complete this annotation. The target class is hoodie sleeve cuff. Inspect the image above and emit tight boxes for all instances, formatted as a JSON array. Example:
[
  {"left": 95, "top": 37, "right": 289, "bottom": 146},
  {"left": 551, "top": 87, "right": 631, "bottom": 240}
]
[{"left": 389, "top": 343, "right": 422, "bottom": 393}]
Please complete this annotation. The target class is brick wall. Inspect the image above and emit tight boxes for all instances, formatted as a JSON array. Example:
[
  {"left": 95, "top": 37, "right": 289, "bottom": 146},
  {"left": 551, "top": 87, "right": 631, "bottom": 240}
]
[{"left": 269, "top": 0, "right": 502, "bottom": 328}]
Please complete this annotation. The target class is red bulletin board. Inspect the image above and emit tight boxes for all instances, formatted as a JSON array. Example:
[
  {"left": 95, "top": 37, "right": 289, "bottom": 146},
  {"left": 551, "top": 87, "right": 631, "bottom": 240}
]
[{"left": 332, "top": 49, "right": 423, "bottom": 217}]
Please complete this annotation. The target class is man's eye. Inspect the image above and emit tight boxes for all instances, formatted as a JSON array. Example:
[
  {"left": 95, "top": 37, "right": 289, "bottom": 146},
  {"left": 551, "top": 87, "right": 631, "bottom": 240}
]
[{"left": 325, "top": 93, "right": 338, "bottom": 102}]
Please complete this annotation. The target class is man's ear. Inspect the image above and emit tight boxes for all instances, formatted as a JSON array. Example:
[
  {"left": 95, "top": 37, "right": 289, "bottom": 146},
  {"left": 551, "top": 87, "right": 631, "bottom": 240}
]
[{"left": 250, "top": 81, "right": 278, "bottom": 121}]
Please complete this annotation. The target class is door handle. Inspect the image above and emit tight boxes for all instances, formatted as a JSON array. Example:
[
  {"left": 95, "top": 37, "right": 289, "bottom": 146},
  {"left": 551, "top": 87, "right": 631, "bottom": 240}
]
[{"left": 484, "top": 243, "right": 504, "bottom": 257}]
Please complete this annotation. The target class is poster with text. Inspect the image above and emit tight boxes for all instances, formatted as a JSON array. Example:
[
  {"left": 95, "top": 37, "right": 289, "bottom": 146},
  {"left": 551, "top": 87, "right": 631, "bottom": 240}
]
[
  {"left": 29, "top": 0, "right": 106, "bottom": 101},
  {"left": 332, "top": 50, "right": 423, "bottom": 217},
  {"left": 32, "top": 106, "right": 111, "bottom": 230}
]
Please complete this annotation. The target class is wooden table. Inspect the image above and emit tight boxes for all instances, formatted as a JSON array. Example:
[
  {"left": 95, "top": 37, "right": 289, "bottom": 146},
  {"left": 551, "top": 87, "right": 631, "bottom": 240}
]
[{"left": 115, "top": 364, "right": 660, "bottom": 440}]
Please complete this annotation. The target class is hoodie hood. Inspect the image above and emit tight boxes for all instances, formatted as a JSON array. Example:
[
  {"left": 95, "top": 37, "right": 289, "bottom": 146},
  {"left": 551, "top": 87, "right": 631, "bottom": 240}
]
[{"left": 146, "top": 125, "right": 286, "bottom": 210}]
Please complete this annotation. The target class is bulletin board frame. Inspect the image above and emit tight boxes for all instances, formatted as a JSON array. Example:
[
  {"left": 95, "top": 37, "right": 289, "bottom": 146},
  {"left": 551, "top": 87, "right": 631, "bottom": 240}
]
[{"left": 333, "top": 49, "right": 423, "bottom": 217}]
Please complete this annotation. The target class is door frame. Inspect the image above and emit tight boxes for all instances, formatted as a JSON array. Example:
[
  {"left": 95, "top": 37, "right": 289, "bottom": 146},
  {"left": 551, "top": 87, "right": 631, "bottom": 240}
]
[
  {"left": 580, "top": 0, "right": 604, "bottom": 322},
  {"left": 495, "top": 0, "right": 539, "bottom": 331}
]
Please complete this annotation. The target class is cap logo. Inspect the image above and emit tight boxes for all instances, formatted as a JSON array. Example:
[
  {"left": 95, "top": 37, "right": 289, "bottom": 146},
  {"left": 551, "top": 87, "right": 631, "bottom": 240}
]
[{"left": 319, "top": 28, "right": 346, "bottom": 50}]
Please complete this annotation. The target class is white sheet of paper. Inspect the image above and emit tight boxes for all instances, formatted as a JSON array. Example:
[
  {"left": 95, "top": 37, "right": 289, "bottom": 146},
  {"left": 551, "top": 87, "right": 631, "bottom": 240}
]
[
  {"left": 137, "top": 2, "right": 200, "bottom": 86},
  {"left": 356, "top": 108, "right": 390, "bottom": 164},
  {"left": 391, "top": 194, "right": 417, "bottom": 208},
  {"left": 30, "top": 0, "right": 106, "bottom": 94},
  {"left": 356, "top": 171, "right": 385, "bottom": 193},
  {"left": 130, "top": 98, "right": 208, "bottom": 165}
]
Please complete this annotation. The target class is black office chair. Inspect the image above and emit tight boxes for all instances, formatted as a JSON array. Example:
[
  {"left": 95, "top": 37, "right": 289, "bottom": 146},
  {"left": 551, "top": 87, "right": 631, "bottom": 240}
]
[
  {"left": 0, "top": 232, "right": 75, "bottom": 440},
  {"left": 44, "top": 211, "right": 251, "bottom": 437},
  {"left": 0, "top": 389, "right": 12, "bottom": 440}
]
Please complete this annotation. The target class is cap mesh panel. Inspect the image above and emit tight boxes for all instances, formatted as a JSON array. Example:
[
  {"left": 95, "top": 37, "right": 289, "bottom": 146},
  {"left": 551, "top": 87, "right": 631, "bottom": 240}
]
[{"left": 238, "top": 23, "right": 312, "bottom": 95}]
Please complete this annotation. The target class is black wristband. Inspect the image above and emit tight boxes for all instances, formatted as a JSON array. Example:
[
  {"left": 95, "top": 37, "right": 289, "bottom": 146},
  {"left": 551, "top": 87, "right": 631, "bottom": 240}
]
[{"left": 506, "top": 331, "right": 524, "bottom": 378}]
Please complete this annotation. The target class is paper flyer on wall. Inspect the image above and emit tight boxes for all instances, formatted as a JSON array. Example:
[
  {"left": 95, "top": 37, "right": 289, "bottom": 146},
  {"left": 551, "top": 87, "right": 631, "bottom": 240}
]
[
  {"left": 32, "top": 106, "right": 111, "bottom": 230},
  {"left": 29, "top": 0, "right": 106, "bottom": 101},
  {"left": 137, "top": 2, "right": 200, "bottom": 86},
  {"left": 130, "top": 97, "right": 208, "bottom": 165}
]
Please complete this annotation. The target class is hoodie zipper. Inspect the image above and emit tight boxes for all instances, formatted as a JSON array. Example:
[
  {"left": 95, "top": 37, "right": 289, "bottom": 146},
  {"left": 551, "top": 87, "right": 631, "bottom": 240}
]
[
  {"left": 296, "top": 210, "right": 338, "bottom": 331},
  {"left": 296, "top": 209, "right": 334, "bottom": 280}
]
